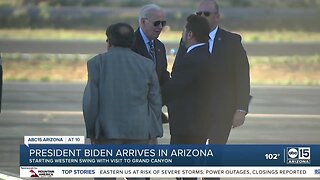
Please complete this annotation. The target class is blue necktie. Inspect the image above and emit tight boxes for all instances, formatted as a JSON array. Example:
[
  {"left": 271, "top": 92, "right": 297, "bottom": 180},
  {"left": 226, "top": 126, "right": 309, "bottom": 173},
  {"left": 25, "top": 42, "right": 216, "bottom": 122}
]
[{"left": 148, "top": 41, "right": 156, "bottom": 63}]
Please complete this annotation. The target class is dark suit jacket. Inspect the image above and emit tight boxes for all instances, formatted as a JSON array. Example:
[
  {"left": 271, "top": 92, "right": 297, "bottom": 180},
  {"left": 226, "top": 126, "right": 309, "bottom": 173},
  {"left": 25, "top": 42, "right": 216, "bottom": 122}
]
[
  {"left": 132, "top": 28, "right": 170, "bottom": 87},
  {"left": 172, "top": 27, "right": 251, "bottom": 144},
  {"left": 209, "top": 28, "right": 251, "bottom": 144},
  {"left": 162, "top": 44, "right": 215, "bottom": 139},
  {"left": 132, "top": 28, "right": 170, "bottom": 123}
]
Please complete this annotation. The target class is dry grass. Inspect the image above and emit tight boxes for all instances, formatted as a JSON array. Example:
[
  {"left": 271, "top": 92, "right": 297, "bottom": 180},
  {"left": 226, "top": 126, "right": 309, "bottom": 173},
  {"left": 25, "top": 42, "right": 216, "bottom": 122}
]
[
  {"left": 1, "top": 28, "right": 320, "bottom": 42},
  {"left": 2, "top": 54, "right": 320, "bottom": 85},
  {"left": 4, "top": 60, "right": 87, "bottom": 82},
  {"left": 250, "top": 63, "right": 320, "bottom": 85},
  {"left": 249, "top": 56, "right": 320, "bottom": 85}
]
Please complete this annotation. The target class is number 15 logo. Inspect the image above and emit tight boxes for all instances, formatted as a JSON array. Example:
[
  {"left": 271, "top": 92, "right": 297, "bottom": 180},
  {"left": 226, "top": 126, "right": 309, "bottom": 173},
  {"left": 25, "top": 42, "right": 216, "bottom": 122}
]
[{"left": 298, "top": 147, "right": 311, "bottom": 160}]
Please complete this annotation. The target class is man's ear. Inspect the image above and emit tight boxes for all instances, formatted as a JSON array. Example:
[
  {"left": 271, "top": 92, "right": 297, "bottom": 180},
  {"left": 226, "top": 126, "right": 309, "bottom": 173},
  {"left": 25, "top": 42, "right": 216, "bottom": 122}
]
[
  {"left": 187, "top": 31, "right": 193, "bottom": 40},
  {"left": 107, "top": 41, "right": 112, "bottom": 50},
  {"left": 216, "top": 13, "right": 221, "bottom": 20},
  {"left": 140, "top": 18, "right": 146, "bottom": 26}
]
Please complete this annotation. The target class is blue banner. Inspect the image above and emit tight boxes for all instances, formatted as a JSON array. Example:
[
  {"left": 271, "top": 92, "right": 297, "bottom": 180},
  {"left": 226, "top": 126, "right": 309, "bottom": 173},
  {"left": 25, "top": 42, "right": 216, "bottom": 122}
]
[{"left": 20, "top": 144, "right": 320, "bottom": 166}]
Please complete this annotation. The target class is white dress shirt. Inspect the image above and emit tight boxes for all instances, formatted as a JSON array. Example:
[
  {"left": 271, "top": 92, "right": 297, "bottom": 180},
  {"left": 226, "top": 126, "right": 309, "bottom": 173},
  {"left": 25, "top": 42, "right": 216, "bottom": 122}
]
[
  {"left": 187, "top": 43, "right": 206, "bottom": 53},
  {"left": 209, "top": 26, "right": 218, "bottom": 53},
  {"left": 139, "top": 28, "right": 153, "bottom": 53}
]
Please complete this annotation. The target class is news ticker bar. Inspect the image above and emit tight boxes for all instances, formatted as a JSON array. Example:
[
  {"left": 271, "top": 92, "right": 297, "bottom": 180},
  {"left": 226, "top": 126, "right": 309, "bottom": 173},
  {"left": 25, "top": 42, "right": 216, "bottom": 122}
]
[
  {"left": 20, "top": 144, "right": 320, "bottom": 166},
  {"left": 20, "top": 166, "right": 320, "bottom": 178}
]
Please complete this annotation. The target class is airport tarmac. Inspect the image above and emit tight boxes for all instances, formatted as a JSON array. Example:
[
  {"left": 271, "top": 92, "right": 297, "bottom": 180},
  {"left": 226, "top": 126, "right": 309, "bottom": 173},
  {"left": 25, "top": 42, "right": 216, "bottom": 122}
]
[{"left": 1, "top": 83, "right": 320, "bottom": 180}]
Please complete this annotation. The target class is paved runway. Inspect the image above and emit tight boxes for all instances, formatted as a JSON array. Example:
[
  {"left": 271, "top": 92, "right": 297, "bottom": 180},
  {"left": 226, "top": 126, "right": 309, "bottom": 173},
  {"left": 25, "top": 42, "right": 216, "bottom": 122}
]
[
  {"left": 1, "top": 40, "right": 320, "bottom": 56},
  {"left": 1, "top": 83, "right": 320, "bottom": 180}
]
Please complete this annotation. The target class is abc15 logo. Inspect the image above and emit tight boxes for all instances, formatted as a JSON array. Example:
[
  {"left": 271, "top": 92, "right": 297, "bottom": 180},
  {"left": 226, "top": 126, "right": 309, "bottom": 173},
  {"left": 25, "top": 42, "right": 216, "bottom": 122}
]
[{"left": 287, "top": 147, "right": 311, "bottom": 160}]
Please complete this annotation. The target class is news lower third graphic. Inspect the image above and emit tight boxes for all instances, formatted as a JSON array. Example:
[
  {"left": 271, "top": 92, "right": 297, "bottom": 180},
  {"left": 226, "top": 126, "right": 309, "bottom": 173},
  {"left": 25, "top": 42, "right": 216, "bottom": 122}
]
[{"left": 20, "top": 136, "right": 320, "bottom": 178}]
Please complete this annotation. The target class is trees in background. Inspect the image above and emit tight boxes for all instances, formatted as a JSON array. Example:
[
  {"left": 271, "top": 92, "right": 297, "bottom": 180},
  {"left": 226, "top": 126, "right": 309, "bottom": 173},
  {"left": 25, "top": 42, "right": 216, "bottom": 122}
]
[
  {"left": 2, "top": 0, "right": 320, "bottom": 8},
  {"left": 0, "top": 0, "right": 319, "bottom": 30}
]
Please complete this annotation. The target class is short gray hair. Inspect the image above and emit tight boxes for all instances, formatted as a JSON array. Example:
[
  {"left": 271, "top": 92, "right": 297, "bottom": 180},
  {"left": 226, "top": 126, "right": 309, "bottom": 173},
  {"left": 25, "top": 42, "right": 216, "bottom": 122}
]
[{"left": 139, "top": 4, "right": 163, "bottom": 21}]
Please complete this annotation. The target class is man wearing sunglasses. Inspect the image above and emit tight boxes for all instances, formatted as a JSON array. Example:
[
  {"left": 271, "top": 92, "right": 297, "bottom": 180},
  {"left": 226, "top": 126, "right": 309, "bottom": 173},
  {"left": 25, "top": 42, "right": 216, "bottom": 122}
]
[
  {"left": 174, "top": 0, "right": 251, "bottom": 147},
  {"left": 197, "top": 0, "right": 251, "bottom": 147},
  {"left": 132, "top": 4, "right": 170, "bottom": 130}
]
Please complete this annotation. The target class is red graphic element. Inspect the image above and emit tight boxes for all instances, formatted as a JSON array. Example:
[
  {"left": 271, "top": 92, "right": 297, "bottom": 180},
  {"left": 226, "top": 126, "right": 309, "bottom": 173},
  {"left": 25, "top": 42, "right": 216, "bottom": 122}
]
[{"left": 29, "top": 169, "right": 39, "bottom": 177}]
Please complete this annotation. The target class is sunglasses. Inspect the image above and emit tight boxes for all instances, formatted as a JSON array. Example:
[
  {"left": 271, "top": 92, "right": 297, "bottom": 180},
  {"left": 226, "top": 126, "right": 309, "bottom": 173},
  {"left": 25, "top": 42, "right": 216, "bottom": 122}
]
[
  {"left": 145, "top": 18, "right": 167, "bottom": 27},
  {"left": 152, "top": 20, "right": 167, "bottom": 27},
  {"left": 196, "top": 11, "right": 211, "bottom": 17}
]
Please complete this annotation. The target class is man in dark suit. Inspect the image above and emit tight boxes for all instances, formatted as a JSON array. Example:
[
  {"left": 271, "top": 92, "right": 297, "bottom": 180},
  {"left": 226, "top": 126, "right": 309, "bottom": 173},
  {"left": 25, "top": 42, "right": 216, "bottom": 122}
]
[
  {"left": 173, "top": 0, "right": 251, "bottom": 145},
  {"left": 162, "top": 14, "right": 213, "bottom": 145},
  {"left": 132, "top": 4, "right": 170, "bottom": 124},
  {"left": 198, "top": 0, "right": 251, "bottom": 144},
  {"left": 83, "top": 23, "right": 162, "bottom": 147}
]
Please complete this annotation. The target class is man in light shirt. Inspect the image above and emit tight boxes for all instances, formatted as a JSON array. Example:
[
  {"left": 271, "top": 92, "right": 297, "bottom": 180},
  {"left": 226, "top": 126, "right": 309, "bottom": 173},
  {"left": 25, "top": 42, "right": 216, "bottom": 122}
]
[{"left": 83, "top": 23, "right": 162, "bottom": 148}]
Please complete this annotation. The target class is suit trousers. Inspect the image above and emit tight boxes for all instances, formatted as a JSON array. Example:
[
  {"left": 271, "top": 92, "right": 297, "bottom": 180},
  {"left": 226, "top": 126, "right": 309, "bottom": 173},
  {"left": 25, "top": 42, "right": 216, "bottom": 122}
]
[
  {"left": 92, "top": 138, "right": 149, "bottom": 180},
  {"left": 170, "top": 135, "right": 207, "bottom": 144},
  {"left": 91, "top": 138, "right": 149, "bottom": 145},
  {"left": 170, "top": 136, "right": 219, "bottom": 180}
]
